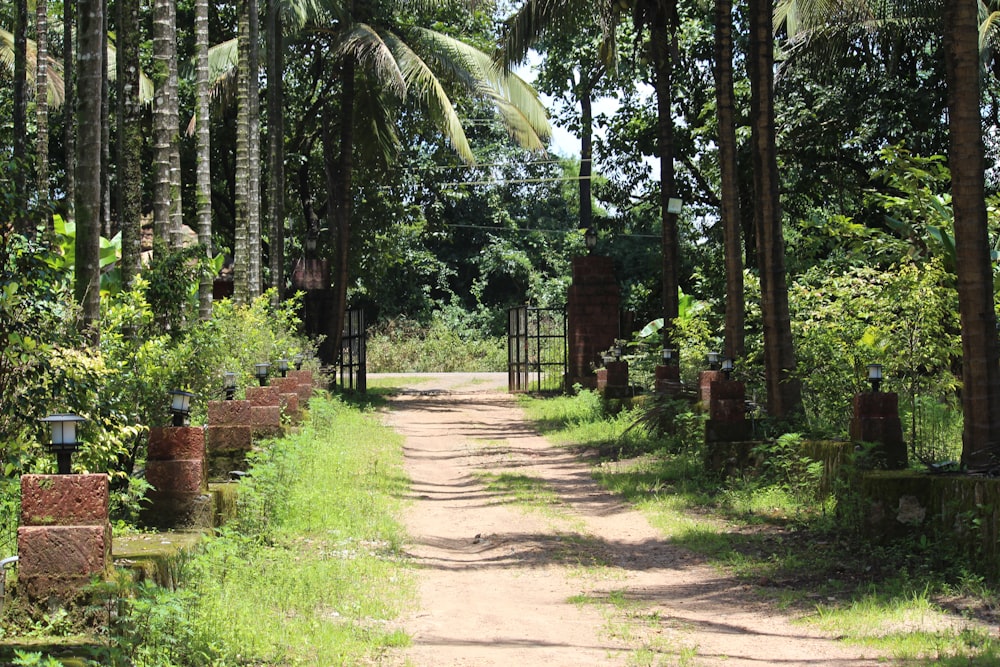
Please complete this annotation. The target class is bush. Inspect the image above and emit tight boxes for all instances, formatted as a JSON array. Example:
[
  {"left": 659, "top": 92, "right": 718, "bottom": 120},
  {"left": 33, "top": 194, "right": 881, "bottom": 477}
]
[{"left": 367, "top": 315, "right": 506, "bottom": 372}]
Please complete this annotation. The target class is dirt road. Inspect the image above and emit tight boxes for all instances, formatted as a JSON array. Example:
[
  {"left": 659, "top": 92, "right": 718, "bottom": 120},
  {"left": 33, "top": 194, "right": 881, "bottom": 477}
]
[{"left": 380, "top": 373, "right": 882, "bottom": 666}]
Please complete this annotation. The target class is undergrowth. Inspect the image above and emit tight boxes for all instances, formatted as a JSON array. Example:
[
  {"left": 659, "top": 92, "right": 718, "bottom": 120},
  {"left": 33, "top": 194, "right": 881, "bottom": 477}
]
[{"left": 519, "top": 389, "right": 1000, "bottom": 664}]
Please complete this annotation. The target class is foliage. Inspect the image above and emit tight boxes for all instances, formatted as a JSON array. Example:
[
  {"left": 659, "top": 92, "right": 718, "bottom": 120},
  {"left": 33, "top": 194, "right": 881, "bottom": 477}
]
[{"left": 367, "top": 315, "right": 506, "bottom": 372}]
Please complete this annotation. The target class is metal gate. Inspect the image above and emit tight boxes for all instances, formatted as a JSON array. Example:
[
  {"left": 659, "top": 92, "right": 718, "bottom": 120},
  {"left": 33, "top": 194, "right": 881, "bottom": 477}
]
[
  {"left": 336, "top": 307, "right": 367, "bottom": 392},
  {"left": 508, "top": 306, "right": 566, "bottom": 393}
]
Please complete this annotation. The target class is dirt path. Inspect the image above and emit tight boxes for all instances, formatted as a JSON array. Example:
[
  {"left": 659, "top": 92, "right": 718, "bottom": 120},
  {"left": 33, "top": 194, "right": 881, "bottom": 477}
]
[{"left": 379, "top": 373, "right": 883, "bottom": 666}]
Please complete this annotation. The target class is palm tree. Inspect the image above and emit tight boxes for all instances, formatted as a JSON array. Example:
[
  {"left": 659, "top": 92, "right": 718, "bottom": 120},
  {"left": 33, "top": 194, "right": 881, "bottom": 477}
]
[
  {"left": 63, "top": 0, "right": 75, "bottom": 228},
  {"left": 715, "top": 0, "right": 744, "bottom": 362},
  {"left": 152, "top": 0, "right": 180, "bottom": 246},
  {"left": 13, "top": 0, "right": 27, "bottom": 233},
  {"left": 748, "top": 0, "right": 802, "bottom": 419},
  {"left": 195, "top": 0, "right": 213, "bottom": 319},
  {"left": 35, "top": 0, "right": 49, "bottom": 215},
  {"left": 311, "top": 0, "right": 551, "bottom": 361},
  {"left": 266, "top": 0, "right": 286, "bottom": 303},
  {"left": 118, "top": 0, "right": 143, "bottom": 292},
  {"left": 234, "top": 0, "right": 253, "bottom": 305},
  {"left": 75, "top": 0, "right": 105, "bottom": 343},
  {"left": 944, "top": 1, "right": 1000, "bottom": 471}
]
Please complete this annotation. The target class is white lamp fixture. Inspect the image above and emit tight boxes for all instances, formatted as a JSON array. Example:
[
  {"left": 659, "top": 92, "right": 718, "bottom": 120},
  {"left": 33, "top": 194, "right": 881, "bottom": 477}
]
[
  {"left": 40, "top": 414, "right": 87, "bottom": 474},
  {"left": 706, "top": 351, "right": 721, "bottom": 370},
  {"left": 255, "top": 363, "right": 271, "bottom": 386},
  {"left": 169, "top": 389, "right": 196, "bottom": 426},
  {"left": 867, "top": 363, "right": 883, "bottom": 393},
  {"left": 667, "top": 198, "right": 682, "bottom": 215}
]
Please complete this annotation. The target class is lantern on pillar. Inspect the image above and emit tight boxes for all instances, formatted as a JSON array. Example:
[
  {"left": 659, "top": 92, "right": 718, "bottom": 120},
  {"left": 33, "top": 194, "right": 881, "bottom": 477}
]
[{"left": 40, "top": 414, "right": 87, "bottom": 474}]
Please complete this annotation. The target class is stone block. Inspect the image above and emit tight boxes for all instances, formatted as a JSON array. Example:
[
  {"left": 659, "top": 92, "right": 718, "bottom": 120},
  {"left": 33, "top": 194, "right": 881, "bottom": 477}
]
[
  {"left": 280, "top": 392, "right": 300, "bottom": 423},
  {"left": 655, "top": 365, "right": 680, "bottom": 382},
  {"left": 21, "top": 474, "right": 109, "bottom": 526},
  {"left": 296, "top": 383, "right": 313, "bottom": 403},
  {"left": 853, "top": 392, "right": 899, "bottom": 419},
  {"left": 147, "top": 426, "right": 205, "bottom": 460},
  {"left": 145, "top": 459, "right": 206, "bottom": 495},
  {"left": 709, "top": 380, "right": 745, "bottom": 401},
  {"left": 18, "top": 525, "right": 111, "bottom": 578},
  {"left": 252, "top": 424, "right": 285, "bottom": 440},
  {"left": 273, "top": 377, "right": 300, "bottom": 394},
  {"left": 698, "top": 370, "right": 726, "bottom": 408},
  {"left": 709, "top": 398, "right": 746, "bottom": 423},
  {"left": 246, "top": 385, "right": 281, "bottom": 407},
  {"left": 287, "top": 369, "right": 314, "bottom": 385},
  {"left": 141, "top": 491, "right": 214, "bottom": 530},
  {"left": 251, "top": 405, "right": 281, "bottom": 426},
  {"left": 207, "top": 399, "right": 251, "bottom": 425},
  {"left": 206, "top": 424, "right": 253, "bottom": 452}
]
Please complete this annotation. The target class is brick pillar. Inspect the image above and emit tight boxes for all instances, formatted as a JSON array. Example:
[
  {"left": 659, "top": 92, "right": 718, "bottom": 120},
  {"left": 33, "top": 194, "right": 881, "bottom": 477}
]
[
  {"left": 18, "top": 474, "right": 111, "bottom": 603},
  {"left": 142, "top": 427, "right": 210, "bottom": 529},
  {"left": 205, "top": 399, "right": 253, "bottom": 480},
  {"left": 245, "top": 385, "right": 284, "bottom": 439},
  {"left": 566, "top": 256, "right": 620, "bottom": 390},
  {"left": 850, "top": 392, "right": 907, "bottom": 469},
  {"left": 596, "top": 360, "right": 629, "bottom": 398},
  {"left": 698, "top": 370, "right": 726, "bottom": 410}
]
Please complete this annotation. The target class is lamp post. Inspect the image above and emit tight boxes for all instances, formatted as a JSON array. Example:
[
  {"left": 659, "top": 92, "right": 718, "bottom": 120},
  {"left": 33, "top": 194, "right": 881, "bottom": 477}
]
[
  {"left": 293, "top": 354, "right": 304, "bottom": 371},
  {"left": 867, "top": 363, "right": 883, "bottom": 393},
  {"left": 706, "top": 351, "right": 721, "bottom": 370},
  {"left": 223, "top": 372, "right": 237, "bottom": 400},
  {"left": 40, "top": 414, "right": 87, "bottom": 474},
  {"left": 169, "top": 389, "right": 195, "bottom": 427},
  {"left": 721, "top": 358, "right": 734, "bottom": 380},
  {"left": 662, "top": 348, "right": 677, "bottom": 366},
  {"left": 277, "top": 358, "right": 289, "bottom": 378},
  {"left": 584, "top": 227, "right": 597, "bottom": 254},
  {"left": 254, "top": 363, "right": 271, "bottom": 387}
]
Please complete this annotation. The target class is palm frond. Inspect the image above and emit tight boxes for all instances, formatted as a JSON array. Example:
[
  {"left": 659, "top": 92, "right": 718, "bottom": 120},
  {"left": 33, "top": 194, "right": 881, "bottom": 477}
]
[
  {"left": 410, "top": 27, "right": 551, "bottom": 144},
  {"left": 380, "top": 29, "right": 475, "bottom": 164},
  {"left": 0, "top": 26, "right": 66, "bottom": 106},
  {"left": 354, "top": 78, "right": 401, "bottom": 166},
  {"left": 499, "top": 0, "right": 590, "bottom": 68},
  {"left": 337, "top": 23, "right": 406, "bottom": 97}
]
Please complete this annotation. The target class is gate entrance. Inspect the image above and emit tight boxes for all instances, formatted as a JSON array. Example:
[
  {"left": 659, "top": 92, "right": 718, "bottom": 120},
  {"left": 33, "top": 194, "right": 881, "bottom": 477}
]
[
  {"left": 508, "top": 306, "right": 567, "bottom": 393},
  {"left": 335, "top": 307, "right": 366, "bottom": 392}
]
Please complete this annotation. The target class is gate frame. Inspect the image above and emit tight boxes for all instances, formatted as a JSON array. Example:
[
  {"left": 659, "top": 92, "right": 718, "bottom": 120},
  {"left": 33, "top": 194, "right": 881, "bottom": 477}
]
[
  {"left": 508, "top": 305, "right": 567, "bottom": 394},
  {"left": 336, "top": 307, "right": 367, "bottom": 392}
]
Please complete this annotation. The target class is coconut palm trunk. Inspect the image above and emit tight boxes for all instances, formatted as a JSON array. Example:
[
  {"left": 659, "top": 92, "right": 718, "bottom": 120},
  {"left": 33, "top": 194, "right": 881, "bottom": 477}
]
[
  {"left": 328, "top": 56, "right": 355, "bottom": 366},
  {"left": 62, "top": 0, "right": 75, "bottom": 228},
  {"left": 747, "top": 0, "right": 801, "bottom": 419},
  {"left": 36, "top": 0, "right": 49, "bottom": 216},
  {"left": 715, "top": 0, "right": 744, "bottom": 360},
  {"left": 152, "top": 0, "right": 178, "bottom": 245},
  {"left": 234, "top": 0, "right": 251, "bottom": 305},
  {"left": 266, "top": 0, "right": 285, "bottom": 303},
  {"left": 75, "top": 0, "right": 104, "bottom": 343},
  {"left": 944, "top": 1, "right": 1000, "bottom": 471},
  {"left": 195, "top": 0, "right": 213, "bottom": 319},
  {"left": 248, "top": 0, "right": 262, "bottom": 298},
  {"left": 118, "top": 0, "right": 143, "bottom": 291},
  {"left": 13, "top": 0, "right": 27, "bottom": 232}
]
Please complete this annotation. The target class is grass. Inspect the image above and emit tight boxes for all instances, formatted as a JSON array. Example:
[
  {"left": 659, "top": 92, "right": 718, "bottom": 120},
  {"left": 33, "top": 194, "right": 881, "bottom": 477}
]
[{"left": 518, "top": 390, "right": 1000, "bottom": 665}]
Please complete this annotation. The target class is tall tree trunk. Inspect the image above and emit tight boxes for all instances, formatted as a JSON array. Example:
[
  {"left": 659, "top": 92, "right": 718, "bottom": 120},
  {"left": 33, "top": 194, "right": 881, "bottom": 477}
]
[
  {"left": 100, "top": 4, "right": 110, "bottom": 237},
  {"left": 579, "top": 81, "right": 593, "bottom": 232},
  {"left": 63, "top": 0, "right": 75, "bottom": 228},
  {"left": 13, "top": 0, "right": 28, "bottom": 233},
  {"left": 266, "top": 0, "right": 286, "bottom": 303},
  {"left": 248, "top": 0, "right": 262, "bottom": 298},
  {"left": 327, "top": 57, "right": 355, "bottom": 367},
  {"left": 152, "top": 0, "right": 176, "bottom": 245},
  {"left": 650, "top": 5, "right": 679, "bottom": 352},
  {"left": 715, "top": 0, "right": 744, "bottom": 361},
  {"left": 75, "top": 0, "right": 104, "bottom": 344},
  {"left": 195, "top": 0, "right": 213, "bottom": 319},
  {"left": 234, "top": 0, "right": 251, "bottom": 305},
  {"left": 944, "top": 1, "right": 1000, "bottom": 471},
  {"left": 168, "top": 0, "right": 183, "bottom": 249},
  {"left": 36, "top": 0, "right": 50, "bottom": 216},
  {"left": 748, "top": 0, "right": 801, "bottom": 419},
  {"left": 118, "top": 0, "right": 143, "bottom": 291}
]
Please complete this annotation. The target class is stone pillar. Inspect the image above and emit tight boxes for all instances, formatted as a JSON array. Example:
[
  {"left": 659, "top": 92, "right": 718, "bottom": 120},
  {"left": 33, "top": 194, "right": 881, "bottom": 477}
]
[
  {"left": 698, "top": 370, "right": 726, "bottom": 410},
  {"left": 850, "top": 392, "right": 907, "bottom": 469},
  {"left": 287, "top": 369, "right": 315, "bottom": 406},
  {"left": 704, "top": 379, "right": 751, "bottom": 443},
  {"left": 245, "top": 385, "right": 284, "bottom": 439},
  {"left": 273, "top": 377, "right": 302, "bottom": 424},
  {"left": 205, "top": 399, "right": 253, "bottom": 480},
  {"left": 655, "top": 365, "right": 681, "bottom": 395},
  {"left": 142, "top": 427, "right": 210, "bottom": 529},
  {"left": 566, "top": 256, "right": 620, "bottom": 390},
  {"left": 18, "top": 474, "right": 111, "bottom": 604},
  {"left": 596, "top": 360, "right": 629, "bottom": 398}
]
